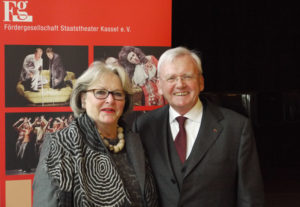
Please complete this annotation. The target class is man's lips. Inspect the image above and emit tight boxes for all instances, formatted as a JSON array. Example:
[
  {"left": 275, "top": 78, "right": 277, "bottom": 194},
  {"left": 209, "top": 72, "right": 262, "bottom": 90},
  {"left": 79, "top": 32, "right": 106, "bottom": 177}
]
[{"left": 173, "top": 91, "right": 189, "bottom": 96}]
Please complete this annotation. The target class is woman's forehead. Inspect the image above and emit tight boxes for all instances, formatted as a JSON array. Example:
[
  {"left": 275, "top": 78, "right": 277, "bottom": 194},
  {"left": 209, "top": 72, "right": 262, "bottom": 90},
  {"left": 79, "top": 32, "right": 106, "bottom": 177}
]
[{"left": 91, "top": 73, "right": 123, "bottom": 90}]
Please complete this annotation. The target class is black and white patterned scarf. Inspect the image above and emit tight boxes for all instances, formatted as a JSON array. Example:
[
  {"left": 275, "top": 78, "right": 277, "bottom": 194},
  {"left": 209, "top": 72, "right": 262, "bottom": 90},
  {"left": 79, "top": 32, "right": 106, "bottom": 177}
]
[{"left": 46, "top": 113, "right": 131, "bottom": 207}]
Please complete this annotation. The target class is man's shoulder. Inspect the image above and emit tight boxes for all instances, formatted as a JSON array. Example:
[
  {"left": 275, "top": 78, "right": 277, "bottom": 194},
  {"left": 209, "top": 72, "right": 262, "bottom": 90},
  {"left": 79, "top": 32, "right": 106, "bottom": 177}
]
[
  {"left": 205, "top": 100, "right": 249, "bottom": 122},
  {"left": 138, "top": 105, "right": 168, "bottom": 120}
]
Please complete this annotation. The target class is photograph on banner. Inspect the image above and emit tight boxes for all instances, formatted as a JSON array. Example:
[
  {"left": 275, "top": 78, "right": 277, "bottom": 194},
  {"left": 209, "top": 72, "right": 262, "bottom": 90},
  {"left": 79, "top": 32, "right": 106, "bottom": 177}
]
[
  {"left": 5, "top": 112, "right": 74, "bottom": 175},
  {"left": 5, "top": 45, "right": 88, "bottom": 107},
  {"left": 94, "top": 46, "right": 170, "bottom": 107}
]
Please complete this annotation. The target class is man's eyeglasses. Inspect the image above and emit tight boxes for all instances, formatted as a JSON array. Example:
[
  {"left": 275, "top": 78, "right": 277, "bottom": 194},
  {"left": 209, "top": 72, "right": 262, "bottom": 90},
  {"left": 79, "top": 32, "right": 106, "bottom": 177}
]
[
  {"left": 161, "top": 74, "right": 199, "bottom": 84},
  {"left": 86, "top": 89, "right": 125, "bottom": 100}
]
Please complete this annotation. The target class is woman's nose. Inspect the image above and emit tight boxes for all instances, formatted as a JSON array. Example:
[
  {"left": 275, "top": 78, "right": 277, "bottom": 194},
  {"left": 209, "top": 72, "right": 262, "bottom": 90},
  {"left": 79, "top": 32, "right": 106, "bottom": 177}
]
[{"left": 105, "top": 93, "right": 115, "bottom": 102}]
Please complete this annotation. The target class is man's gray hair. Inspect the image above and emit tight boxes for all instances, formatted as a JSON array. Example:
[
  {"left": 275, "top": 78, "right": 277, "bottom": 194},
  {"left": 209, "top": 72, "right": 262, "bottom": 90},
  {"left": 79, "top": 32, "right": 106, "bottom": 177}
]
[{"left": 157, "top": 46, "right": 203, "bottom": 75}]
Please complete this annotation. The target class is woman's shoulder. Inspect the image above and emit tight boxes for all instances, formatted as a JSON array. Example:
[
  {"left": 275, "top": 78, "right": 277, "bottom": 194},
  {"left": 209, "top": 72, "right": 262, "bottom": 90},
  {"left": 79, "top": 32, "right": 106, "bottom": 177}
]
[
  {"left": 43, "top": 121, "right": 80, "bottom": 153},
  {"left": 52, "top": 121, "right": 79, "bottom": 138}
]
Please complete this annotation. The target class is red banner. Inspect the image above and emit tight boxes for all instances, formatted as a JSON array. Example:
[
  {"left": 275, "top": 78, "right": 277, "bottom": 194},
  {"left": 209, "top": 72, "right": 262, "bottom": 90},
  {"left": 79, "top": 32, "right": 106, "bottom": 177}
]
[
  {"left": 0, "top": 0, "right": 172, "bottom": 206},
  {"left": 0, "top": 0, "right": 171, "bottom": 45}
]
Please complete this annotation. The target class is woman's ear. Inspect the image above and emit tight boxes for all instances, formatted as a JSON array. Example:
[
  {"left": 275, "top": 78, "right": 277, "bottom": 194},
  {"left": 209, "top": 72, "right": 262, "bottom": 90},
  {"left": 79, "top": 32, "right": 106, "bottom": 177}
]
[{"left": 81, "top": 93, "right": 86, "bottom": 109}]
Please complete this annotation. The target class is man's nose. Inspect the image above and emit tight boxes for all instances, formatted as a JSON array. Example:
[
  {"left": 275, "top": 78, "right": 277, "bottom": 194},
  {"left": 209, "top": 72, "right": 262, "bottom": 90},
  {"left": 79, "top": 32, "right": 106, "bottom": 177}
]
[{"left": 175, "top": 77, "right": 186, "bottom": 87}]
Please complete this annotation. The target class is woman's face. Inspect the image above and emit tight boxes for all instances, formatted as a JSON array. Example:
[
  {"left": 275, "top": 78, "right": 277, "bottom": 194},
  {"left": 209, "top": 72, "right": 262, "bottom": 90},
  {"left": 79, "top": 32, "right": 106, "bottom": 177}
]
[
  {"left": 81, "top": 72, "right": 125, "bottom": 129},
  {"left": 127, "top": 51, "right": 140, "bottom": 64}
]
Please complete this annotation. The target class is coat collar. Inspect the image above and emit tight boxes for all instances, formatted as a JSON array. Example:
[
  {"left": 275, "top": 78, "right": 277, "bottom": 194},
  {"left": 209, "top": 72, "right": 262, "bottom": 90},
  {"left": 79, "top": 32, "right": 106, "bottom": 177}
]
[
  {"left": 144, "top": 99, "right": 225, "bottom": 179},
  {"left": 150, "top": 100, "right": 225, "bottom": 178},
  {"left": 125, "top": 131, "right": 146, "bottom": 196},
  {"left": 147, "top": 105, "right": 176, "bottom": 179},
  {"left": 184, "top": 99, "right": 224, "bottom": 177}
]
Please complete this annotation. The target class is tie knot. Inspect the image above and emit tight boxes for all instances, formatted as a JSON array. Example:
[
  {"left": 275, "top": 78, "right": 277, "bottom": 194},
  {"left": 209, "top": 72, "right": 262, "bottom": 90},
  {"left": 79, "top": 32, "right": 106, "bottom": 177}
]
[{"left": 176, "top": 116, "right": 187, "bottom": 126}]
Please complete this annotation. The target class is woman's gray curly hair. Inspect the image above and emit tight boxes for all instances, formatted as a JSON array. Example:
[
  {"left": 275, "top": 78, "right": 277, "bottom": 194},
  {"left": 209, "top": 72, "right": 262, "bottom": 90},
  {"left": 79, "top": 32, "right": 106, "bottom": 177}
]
[{"left": 70, "top": 61, "right": 133, "bottom": 117}]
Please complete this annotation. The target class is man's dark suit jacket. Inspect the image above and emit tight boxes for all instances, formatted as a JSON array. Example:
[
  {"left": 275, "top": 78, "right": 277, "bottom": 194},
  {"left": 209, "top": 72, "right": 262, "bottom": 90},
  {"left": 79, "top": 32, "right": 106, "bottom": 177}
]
[
  {"left": 49, "top": 53, "right": 66, "bottom": 89},
  {"left": 132, "top": 99, "right": 264, "bottom": 207}
]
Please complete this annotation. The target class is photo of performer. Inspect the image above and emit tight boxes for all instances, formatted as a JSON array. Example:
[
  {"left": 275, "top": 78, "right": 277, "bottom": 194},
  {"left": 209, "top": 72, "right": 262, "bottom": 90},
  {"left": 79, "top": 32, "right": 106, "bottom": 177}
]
[
  {"left": 105, "top": 56, "right": 120, "bottom": 66},
  {"left": 6, "top": 112, "right": 74, "bottom": 175},
  {"left": 19, "top": 48, "right": 48, "bottom": 92},
  {"left": 118, "top": 46, "right": 165, "bottom": 106},
  {"left": 13, "top": 117, "right": 37, "bottom": 173},
  {"left": 13, "top": 117, "right": 27, "bottom": 169},
  {"left": 46, "top": 47, "right": 73, "bottom": 89},
  {"left": 46, "top": 116, "right": 66, "bottom": 133},
  {"left": 33, "top": 116, "right": 51, "bottom": 158},
  {"left": 5, "top": 45, "right": 88, "bottom": 107}
]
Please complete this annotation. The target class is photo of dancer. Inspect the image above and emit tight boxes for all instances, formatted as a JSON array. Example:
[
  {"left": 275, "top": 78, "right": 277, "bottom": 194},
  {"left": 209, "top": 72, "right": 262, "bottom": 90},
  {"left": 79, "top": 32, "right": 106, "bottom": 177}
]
[
  {"left": 6, "top": 112, "right": 74, "bottom": 175},
  {"left": 5, "top": 45, "right": 88, "bottom": 107},
  {"left": 94, "top": 46, "right": 169, "bottom": 106}
]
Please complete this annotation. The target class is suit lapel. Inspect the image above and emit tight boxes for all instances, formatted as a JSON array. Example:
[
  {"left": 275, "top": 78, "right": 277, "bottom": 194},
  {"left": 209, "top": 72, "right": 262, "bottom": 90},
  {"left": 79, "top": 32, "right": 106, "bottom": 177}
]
[
  {"left": 125, "top": 131, "right": 145, "bottom": 195},
  {"left": 151, "top": 106, "right": 179, "bottom": 186},
  {"left": 184, "top": 101, "right": 224, "bottom": 177}
]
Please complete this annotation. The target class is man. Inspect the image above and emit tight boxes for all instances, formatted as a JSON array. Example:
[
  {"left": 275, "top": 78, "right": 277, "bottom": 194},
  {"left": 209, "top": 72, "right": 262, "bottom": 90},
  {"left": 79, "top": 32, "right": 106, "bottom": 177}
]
[
  {"left": 46, "top": 48, "right": 72, "bottom": 89},
  {"left": 133, "top": 47, "right": 264, "bottom": 206},
  {"left": 20, "top": 48, "right": 48, "bottom": 92}
]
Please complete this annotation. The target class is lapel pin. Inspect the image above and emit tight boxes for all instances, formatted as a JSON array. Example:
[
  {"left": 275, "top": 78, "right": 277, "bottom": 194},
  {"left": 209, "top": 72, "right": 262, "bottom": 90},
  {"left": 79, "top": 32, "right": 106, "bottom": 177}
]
[{"left": 213, "top": 128, "right": 217, "bottom": 133}]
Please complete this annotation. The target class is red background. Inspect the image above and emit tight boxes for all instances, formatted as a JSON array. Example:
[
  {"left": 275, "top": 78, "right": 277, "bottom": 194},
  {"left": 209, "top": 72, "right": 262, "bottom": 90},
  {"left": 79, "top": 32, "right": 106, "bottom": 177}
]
[{"left": 0, "top": 0, "right": 172, "bottom": 206}]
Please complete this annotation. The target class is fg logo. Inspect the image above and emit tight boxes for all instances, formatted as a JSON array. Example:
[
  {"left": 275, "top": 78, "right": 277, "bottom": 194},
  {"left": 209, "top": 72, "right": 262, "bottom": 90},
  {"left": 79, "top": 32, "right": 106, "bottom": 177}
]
[{"left": 3, "top": 1, "right": 33, "bottom": 22}]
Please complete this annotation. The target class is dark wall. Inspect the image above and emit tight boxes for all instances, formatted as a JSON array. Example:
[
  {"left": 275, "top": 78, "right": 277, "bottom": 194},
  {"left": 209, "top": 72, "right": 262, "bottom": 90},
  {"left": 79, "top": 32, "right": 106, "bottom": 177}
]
[
  {"left": 172, "top": 0, "right": 299, "bottom": 92},
  {"left": 172, "top": 0, "right": 300, "bottom": 170}
]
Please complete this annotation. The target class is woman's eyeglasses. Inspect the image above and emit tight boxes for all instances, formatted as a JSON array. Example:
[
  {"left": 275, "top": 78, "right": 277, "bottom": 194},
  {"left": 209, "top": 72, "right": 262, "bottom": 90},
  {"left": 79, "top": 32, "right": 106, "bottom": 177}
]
[{"left": 86, "top": 89, "right": 125, "bottom": 100}]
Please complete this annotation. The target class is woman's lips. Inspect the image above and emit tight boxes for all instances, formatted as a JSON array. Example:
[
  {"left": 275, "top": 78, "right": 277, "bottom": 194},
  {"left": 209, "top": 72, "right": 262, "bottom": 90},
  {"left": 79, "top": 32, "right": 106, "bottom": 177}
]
[{"left": 101, "top": 108, "right": 115, "bottom": 113}]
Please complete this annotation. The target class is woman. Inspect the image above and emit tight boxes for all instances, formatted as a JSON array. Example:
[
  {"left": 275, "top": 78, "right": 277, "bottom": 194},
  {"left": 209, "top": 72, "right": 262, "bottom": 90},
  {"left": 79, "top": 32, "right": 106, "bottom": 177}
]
[
  {"left": 118, "top": 46, "right": 164, "bottom": 106},
  {"left": 33, "top": 61, "right": 159, "bottom": 207}
]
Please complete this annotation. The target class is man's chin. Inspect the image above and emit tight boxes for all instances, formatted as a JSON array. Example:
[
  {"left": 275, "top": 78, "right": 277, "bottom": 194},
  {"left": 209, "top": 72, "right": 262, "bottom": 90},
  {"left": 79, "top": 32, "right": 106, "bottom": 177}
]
[
  {"left": 172, "top": 97, "right": 191, "bottom": 105},
  {"left": 172, "top": 102, "right": 190, "bottom": 109}
]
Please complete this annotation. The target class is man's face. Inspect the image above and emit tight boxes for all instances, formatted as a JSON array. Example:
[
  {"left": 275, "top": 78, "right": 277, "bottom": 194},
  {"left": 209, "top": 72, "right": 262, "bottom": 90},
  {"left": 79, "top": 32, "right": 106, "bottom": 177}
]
[
  {"left": 46, "top": 52, "right": 54, "bottom": 60},
  {"left": 35, "top": 49, "right": 43, "bottom": 60},
  {"left": 158, "top": 55, "right": 204, "bottom": 115}
]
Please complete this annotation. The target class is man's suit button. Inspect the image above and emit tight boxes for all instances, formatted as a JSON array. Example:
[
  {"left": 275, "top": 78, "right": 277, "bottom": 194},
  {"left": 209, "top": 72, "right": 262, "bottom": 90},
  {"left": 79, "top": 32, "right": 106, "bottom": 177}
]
[
  {"left": 170, "top": 178, "right": 177, "bottom": 184},
  {"left": 181, "top": 167, "right": 186, "bottom": 173}
]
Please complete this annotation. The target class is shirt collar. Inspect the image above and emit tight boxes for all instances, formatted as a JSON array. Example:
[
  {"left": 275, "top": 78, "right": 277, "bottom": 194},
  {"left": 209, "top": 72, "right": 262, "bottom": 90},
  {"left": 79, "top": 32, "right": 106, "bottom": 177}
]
[{"left": 169, "top": 98, "right": 203, "bottom": 123}]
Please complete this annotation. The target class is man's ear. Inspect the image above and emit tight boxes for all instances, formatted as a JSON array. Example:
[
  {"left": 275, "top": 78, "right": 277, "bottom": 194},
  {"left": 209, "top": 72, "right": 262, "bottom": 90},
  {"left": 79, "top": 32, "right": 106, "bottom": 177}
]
[
  {"left": 81, "top": 93, "right": 86, "bottom": 109},
  {"left": 157, "top": 79, "right": 163, "bottom": 95},
  {"left": 199, "top": 74, "right": 205, "bottom": 92}
]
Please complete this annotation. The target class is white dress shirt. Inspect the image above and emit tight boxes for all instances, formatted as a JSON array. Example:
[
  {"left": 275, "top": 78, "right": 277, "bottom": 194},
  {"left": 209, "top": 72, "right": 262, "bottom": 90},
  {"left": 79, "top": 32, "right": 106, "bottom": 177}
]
[{"left": 169, "top": 98, "right": 203, "bottom": 158}]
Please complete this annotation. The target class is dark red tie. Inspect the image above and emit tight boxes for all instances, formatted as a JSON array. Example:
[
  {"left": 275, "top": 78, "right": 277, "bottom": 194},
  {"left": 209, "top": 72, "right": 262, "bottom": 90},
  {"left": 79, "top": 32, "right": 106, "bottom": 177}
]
[{"left": 175, "top": 116, "right": 187, "bottom": 163}]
